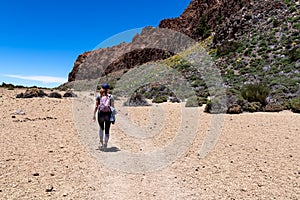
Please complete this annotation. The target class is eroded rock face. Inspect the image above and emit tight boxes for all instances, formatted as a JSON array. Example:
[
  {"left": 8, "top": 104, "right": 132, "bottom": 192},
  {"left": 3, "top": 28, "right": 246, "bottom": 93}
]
[
  {"left": 68, "top": 52, "right": 91, "bottom": 82},
  {"left": 67, "top": 0, "right": 252, "bottom": 83},
  {"left": 159, "top": 0, "right": 250, "bottom": 40},
  {"left": 67, "top": 26, "right": 194, "bottom": 82},
  {"left": 66, "top": 0, "right": 299, "bottom": 112}
]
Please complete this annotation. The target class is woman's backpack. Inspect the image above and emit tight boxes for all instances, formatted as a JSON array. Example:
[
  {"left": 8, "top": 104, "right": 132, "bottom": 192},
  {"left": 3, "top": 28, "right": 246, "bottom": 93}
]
[{"left": 98, "top": 95, "right": 111, "bottom": 112}]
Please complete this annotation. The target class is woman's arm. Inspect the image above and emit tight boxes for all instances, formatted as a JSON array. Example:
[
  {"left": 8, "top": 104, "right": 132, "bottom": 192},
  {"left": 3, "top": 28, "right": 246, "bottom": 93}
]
[
  {"left": 110, "top": 95, "right": 115, "bottom": 107},
  {"left": 93, "top": 97, "right": 99, "bottom": 121}
]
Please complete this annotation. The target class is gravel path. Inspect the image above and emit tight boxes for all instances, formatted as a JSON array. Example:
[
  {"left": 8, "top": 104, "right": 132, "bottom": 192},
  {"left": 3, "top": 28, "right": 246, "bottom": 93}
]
[{"left": 0, "top": 88, "right": 299, "bottom": 199}]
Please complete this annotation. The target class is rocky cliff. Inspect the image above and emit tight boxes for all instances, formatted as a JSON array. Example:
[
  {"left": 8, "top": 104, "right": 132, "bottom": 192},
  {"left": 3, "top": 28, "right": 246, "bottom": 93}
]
[
  {"left": 66, "top": 0, "right": 300, "bottom": 112},
  {"left": 68, "top": 0, "right": 253, "bottom": 82},
  {"left": 67, "top": 26, "right": 194, "bottom": 82}
]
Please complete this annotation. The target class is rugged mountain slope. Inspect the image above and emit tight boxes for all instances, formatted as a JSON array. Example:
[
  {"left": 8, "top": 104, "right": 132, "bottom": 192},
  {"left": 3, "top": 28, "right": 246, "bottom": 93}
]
[
  {"left": 66, "top": 0, "right": 300, "bottom": 112},
  {"left": 68, "top": 0, "right": 251, "bottom": 82}
]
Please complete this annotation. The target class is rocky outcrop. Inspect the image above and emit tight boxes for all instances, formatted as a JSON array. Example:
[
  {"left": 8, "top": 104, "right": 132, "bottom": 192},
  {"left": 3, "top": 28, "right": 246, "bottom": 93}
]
[
  {"left": 67, "top": 0, "right": 253, "bottom": 83},
  {"left": 159, "top": 0, "right": 250, "bottom": 40},
  {"left": 68, "top": 51, "right": 91, "bottom": 82},
  {"left": 68, "top": 27, "right": 194, "bottom": 82},
  {"left": 66, "top": 0, "right": 299, "bottom": 113},
  {"left": 123, "top": 92, "right": 151, "bottom": 107},
  {"left": 16, "top": 88, "right": 48, "bottom": 98}
]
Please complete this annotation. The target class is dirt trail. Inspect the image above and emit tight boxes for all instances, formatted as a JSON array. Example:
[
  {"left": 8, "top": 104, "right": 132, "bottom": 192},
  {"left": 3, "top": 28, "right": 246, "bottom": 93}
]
[{"left": 0, "top": 89, "right": 299, "bottom": 199}]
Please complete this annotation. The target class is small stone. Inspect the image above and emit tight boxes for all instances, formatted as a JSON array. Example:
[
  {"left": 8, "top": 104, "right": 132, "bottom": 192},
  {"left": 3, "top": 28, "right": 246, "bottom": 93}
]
[
  {"left": 12, "top": 115, "right": 16, "bottom": 118},
  {"left": 63, "top": 193, "right": 68, "bottom": 197},
  {"left": 46, "top": 185, "right": 54, "bottom": 192},
  {"left": 0, "top": 189, "right": 2, "bottom": 192},
  {"left": 289, "top": 155, "right": 293, "bottom": 158},
  {"left": 50, "top": 173, "right": 55, "bottom": 176},
  {"left": 33, "top": 173, "right": 39, "bottom": 176}
]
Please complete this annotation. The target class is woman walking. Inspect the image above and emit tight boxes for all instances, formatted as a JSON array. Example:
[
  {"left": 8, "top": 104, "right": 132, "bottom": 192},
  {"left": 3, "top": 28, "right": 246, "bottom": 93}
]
[{"left": 93, "top": 83, "right": 114, "bottom": 150}]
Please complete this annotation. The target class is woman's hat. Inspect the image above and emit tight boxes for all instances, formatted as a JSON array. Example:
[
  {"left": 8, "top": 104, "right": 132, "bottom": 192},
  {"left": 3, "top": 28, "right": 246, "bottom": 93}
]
[{"left": 101, "top": 83, "right": 110, "bottom": 89}]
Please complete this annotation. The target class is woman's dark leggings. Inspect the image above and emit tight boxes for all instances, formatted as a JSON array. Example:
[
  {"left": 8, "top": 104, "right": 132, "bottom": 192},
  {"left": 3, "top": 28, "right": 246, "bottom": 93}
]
[{"left": 98, "top": 112, "right": 111, "bottom": 135}]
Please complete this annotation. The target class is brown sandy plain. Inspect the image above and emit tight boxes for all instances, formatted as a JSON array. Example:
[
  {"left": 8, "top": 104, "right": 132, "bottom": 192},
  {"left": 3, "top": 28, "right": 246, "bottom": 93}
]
[{"left": 0, "top": 88, "right": 299, "bottom": 200}]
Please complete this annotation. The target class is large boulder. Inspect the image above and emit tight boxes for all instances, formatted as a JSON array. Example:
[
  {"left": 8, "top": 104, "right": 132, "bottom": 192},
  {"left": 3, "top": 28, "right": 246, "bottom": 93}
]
[
  {"left": 48, "top": 92, "right": 62, "bottom": 99},
  {"left": 16, "top": 88, "right": 48, "bottom": 98},
  {"left": 227, "top": 104, "right": 242, "bottom": 114},
  {"left": 123, "top": 92, "right": 150, "bottom": 106},
  {"left": 63, "top": 90, "right": 77, "bottom": 97}
]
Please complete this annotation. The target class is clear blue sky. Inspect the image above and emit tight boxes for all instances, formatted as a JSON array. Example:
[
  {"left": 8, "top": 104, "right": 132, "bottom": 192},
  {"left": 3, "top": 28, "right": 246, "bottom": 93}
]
[{"left": 0, "top": 0, "right": 191, "bottom": 88}]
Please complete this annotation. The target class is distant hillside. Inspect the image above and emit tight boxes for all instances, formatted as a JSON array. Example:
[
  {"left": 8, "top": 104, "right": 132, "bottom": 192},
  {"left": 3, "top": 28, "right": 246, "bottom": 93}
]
[{"left": 65, "top": 0, "right": 300, "bottom": 113}]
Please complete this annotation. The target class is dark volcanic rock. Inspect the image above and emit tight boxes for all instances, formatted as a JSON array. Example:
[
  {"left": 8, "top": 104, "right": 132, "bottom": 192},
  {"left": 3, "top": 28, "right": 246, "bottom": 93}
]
[
  {"left": 68, "top": 26, "right": 196, "bottom": 82},
  {"left": 159, "top": 0, "right": 250, "bottom": 41},
  {"left": 123, "top": 92, "right": 151, "bottom": 107},
  {"left": 48, "top": 92, "right": 62, "bottom": 98},
  {"left": 68, "top": 52, "right": 91, "bottom": 82},
  {"left": 67, "top": 0, "right": 252, "bottom": 83},
  {"left": 16, "top": 89, "right": 48, "bottom": 98},
  {"left": 63, "top": 90, "right": 77, "bottom": 97}
]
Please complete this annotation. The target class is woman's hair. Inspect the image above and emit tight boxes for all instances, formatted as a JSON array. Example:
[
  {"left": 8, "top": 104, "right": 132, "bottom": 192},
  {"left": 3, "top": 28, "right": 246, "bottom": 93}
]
[{"left": 100, "top": 88, "right": 109, "bottom": 97}]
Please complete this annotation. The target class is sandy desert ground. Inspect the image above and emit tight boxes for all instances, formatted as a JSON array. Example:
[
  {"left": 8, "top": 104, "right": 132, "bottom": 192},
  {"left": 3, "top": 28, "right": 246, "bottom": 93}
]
[{"left": 0, "top": 88, "right": 299, "bottom": 200}]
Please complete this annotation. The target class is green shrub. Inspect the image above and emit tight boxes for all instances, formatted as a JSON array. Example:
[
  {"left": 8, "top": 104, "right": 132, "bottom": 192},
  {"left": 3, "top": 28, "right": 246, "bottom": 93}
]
[
  {"left": 7, "top": 85, "right": 14, "bottom": 90},
  {"left": 273, "top": 19, "right": 280, "bottom": 27},
  {"left": 289, "top": 6, "right": 296, "bottom": 12},
  {"left": 185, "top": 96, "right": 199, "bottom": 107},
  {"left": 264, "top": 104, "right": 284, "bottom": 112},
  {"left": 177, "top": 64, "right": 190, "bottom": 71},
  {"left": 288, "top": 47, "right": 300, "bottom": 61},
  {"left": 241, "top": 83, "right": 270, "bottom": 104},
  {"left": 217, "top": 41, "right": 242, "bottom": 57},
  {"left": 152, "top": 96, "right": 167, "bottom": 103},
  {"left": 243, "top": 101, "right": 262, "bottom": 112},
  {"left": 204, "top": 98, "right": 227, "bottom": 113},
  {"left": 293, "top": 23, "right": 300, "bottom": 30},
  {"left": 197, "top": 15, "right": 211, "bottom": 39},
  {"left": 227, "top": 104, "right": 242, "bottom": 114},
  {"left": 290, "top": 96, "right": 300, "bottom": 113}
]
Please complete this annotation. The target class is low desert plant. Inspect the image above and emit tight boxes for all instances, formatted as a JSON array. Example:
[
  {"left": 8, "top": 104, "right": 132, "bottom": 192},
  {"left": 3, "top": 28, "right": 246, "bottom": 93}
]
[
  {"left": 242, "top": 101, "right": 262, "bottom": 112},
  {"left": 290, "top": 96, "right": 300, "bottom": 113},
  {"left": 185, "top": 96, "right": 199, "bottom": 107},
  {"left": 241, "top": 83, "right": 270, "bottom": 105},
  {"left": 263, "top": 103, "right": 284, "bottom": 112},
  {"left": 197, "top": 15, "right": 211, "bottom": 39},
  {"left": 7, "top": 85, "right": 14, "bottom": 90},
  {"left": 204, "top": 98, "right": 227, "bottom": 113},
  {"left": 152, "top": 96, "right": 168, "bottom": 103}
]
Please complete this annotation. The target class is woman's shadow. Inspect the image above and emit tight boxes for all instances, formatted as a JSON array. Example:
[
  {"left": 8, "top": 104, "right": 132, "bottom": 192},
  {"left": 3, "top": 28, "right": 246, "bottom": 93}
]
[{"left": 98, "top": 146, "right": 121, "bottom": 152}]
